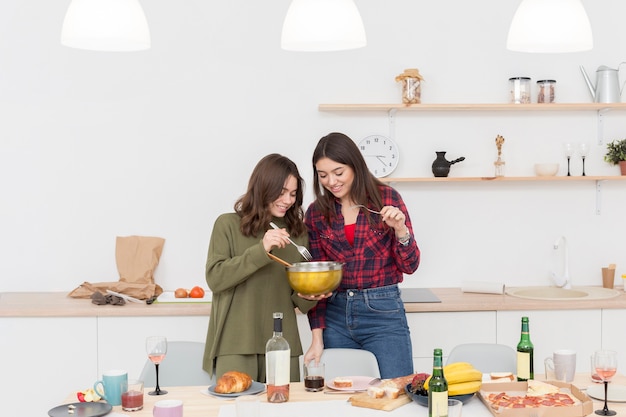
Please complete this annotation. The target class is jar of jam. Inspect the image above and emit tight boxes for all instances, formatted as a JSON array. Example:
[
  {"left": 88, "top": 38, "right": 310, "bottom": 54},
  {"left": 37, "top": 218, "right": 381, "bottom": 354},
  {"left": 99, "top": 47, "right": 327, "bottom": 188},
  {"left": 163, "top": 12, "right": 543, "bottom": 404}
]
[
  {"left": 537, "top": 79, "right": 556, "bottom": 103},
  {"left": 509, "top": 77, "right": 531, "bottom": 104}
]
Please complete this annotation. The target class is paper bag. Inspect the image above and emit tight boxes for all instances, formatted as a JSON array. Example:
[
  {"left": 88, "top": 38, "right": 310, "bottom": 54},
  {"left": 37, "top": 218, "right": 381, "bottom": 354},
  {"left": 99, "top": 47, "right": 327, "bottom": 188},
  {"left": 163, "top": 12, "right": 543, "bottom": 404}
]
[
  {"left": 116, "top": 235, "right": 165, "bottom": 284},
  {"left": 68, "top": 235, "right": 165, "bottom": 300}
]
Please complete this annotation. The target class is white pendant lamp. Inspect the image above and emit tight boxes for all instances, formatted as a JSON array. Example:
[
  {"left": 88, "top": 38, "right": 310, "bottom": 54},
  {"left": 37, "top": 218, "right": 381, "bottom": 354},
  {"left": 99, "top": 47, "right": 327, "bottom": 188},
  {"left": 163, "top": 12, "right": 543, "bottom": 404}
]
[
  {"left": 61, "top": 0, "right": 151, "bottom": 52},
  {"left": 281, "top": 0, "right": 367, "bottom": 51},
  {"left": 507, "top": 0, "right": 593, "bottom": 53}
]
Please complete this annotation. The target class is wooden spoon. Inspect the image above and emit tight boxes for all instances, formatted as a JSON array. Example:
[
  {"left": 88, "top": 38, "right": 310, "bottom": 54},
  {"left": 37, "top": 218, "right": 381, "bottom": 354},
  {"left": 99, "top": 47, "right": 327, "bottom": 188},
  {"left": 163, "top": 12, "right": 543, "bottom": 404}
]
[{"left": 267, "top": 252, "right": 293, "bottom": 268}]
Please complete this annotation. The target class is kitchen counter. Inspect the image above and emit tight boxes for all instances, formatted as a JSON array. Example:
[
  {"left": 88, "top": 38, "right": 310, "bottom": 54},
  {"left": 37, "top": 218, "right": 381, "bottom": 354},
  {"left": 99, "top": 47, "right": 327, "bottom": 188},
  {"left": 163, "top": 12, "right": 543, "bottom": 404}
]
[{"left": 1, "top": 286, "right": 625, "bottom": 317}]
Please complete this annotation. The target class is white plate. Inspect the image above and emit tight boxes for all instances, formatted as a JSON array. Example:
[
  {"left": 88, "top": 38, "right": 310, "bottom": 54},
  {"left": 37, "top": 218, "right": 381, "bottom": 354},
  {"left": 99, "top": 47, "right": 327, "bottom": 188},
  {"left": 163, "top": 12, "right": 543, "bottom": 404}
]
[
  {"left": 326, "top": 376, "right": 378, "bottom": 391},
  {"left": 587, "top": 384, "right": 626, "bottom": 402},
  {"left": 205, "top": 381, "right": 265, "bottom": 398}
]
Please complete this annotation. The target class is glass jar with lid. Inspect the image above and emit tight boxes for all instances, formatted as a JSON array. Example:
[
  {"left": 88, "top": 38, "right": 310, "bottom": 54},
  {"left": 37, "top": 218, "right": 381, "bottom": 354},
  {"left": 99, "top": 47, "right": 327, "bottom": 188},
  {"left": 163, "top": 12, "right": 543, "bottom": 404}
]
[
  {"left": 537, "top": 79, "right": 556, "bottom": 103},
  {"left": 509, "top": 77, "right": 531, "bottom": 104},
  {"left": 395, "top": 69, "right": 424, "bottom": 105}
]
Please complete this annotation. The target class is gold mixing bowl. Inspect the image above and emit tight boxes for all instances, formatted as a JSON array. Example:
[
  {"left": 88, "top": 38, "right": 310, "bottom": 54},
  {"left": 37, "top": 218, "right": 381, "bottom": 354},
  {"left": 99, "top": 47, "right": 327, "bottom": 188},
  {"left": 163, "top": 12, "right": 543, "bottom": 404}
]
[{"left": 286, "top": 261, "right": 343, "bottom": 295}]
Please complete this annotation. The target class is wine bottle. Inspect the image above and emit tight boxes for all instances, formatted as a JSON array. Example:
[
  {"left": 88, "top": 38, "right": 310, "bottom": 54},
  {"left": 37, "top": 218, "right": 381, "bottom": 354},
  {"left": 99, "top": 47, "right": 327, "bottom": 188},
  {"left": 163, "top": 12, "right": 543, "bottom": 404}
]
[
  {"left": 265, "top": 312, "right": 290, "bottom": 403},
  {"left": 428, "top": 348, "right": 448, "bottom": 417},
  {"left": 516, "top": 316, "right": 534, "bottom": 381}
]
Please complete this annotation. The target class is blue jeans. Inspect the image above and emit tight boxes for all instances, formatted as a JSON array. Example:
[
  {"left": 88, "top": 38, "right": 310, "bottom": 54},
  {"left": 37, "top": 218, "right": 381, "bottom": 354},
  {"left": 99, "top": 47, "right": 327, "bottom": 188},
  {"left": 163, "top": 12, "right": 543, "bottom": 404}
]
[{"left": 323, "top": 284, "right": 414, "bottom": 379}]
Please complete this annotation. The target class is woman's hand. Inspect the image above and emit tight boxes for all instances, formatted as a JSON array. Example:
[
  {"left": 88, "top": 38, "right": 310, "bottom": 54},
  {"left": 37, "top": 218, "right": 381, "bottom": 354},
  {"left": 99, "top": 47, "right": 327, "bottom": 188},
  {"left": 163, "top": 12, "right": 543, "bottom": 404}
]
[
  {"left": 262, "top": 228, "right": 290, "bottom": 252},
  {"left": 304, "top": 329, "right": 324, "bottom": 365},
  {"left": 379, "top": 205, "right": 407, "bottom": 235},
  {"left": 297, "top": 292, "right": 332, "bottom": 301}
]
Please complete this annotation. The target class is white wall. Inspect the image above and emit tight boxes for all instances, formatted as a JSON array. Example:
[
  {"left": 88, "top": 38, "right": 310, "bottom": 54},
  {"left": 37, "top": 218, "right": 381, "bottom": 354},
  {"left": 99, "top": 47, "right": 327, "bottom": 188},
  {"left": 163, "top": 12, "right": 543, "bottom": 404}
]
[{"left": 1, "top": 0, "right": 625, "bottom": 294}]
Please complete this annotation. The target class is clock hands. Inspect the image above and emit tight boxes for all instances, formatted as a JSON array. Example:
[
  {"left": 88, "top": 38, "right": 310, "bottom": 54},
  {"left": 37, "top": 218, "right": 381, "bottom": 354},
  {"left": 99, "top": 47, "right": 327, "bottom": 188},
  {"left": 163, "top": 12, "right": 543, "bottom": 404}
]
[{"left": 363, "top": 154, "right": 387, "bottom": 164}]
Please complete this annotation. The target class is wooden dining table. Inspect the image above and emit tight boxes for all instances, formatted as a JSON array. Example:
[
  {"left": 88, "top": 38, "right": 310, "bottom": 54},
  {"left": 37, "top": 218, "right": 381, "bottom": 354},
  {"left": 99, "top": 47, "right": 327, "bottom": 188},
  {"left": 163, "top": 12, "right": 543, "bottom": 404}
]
[{"left": 60, "top": 374, "right": 626, "bottom": 417}]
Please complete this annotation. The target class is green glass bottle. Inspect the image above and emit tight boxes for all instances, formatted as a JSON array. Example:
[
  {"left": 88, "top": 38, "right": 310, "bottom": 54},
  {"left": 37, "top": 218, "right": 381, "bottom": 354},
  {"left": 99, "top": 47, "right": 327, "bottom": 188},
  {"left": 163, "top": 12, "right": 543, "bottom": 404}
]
[
  {"left": 516, "top": 316, "right": 534, "bottom": 381},
  {"left": 428, "top": 348, "right": 448, "bottom": 417}
]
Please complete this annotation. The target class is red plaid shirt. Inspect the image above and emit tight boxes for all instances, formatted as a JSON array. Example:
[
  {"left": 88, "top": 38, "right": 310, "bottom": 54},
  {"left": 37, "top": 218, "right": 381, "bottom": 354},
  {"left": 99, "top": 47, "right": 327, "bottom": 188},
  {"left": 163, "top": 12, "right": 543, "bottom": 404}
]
[{"left": 304, "top": 186, "right": 420, "bottom": 329}]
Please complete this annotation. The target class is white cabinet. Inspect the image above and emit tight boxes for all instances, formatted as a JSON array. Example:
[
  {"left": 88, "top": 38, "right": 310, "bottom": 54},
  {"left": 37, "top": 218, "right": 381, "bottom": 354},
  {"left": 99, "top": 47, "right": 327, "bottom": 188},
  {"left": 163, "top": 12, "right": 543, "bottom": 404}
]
[
  {"left": 407, "top": 311, "right": 496, "bottom": 371},
  {"left": 0, "top": 317, "right": 97, "bottom": 417},
  {"left": 599, "top": 309, "right": 626, "bottom": 370},
  {"left": 496, "top": 310, "right": 601, "bottom": 377}
]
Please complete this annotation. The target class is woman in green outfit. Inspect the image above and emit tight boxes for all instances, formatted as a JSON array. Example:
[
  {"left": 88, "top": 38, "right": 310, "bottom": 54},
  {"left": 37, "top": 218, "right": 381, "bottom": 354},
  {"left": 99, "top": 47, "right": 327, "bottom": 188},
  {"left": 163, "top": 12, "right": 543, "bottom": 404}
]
[{"left": 202, "top": 153, "right": 317, "bottom": 383}]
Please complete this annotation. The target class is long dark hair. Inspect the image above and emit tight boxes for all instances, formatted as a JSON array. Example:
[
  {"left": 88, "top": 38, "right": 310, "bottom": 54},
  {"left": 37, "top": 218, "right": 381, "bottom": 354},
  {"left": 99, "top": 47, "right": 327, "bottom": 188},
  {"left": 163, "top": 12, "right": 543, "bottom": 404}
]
[
  {"left": 312, "top": 132, "right": 383, "bottom": 223},
  {"left": 235, "top": 153, "right": 306, "bottom": 237}
]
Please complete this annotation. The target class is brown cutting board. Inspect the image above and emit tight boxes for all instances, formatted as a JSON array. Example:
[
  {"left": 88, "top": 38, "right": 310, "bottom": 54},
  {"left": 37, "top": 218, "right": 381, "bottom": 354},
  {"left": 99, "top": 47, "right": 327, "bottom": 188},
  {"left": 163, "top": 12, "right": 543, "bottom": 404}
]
[{"left": 349, "top": 392, "right": 411, "bottom": 411}]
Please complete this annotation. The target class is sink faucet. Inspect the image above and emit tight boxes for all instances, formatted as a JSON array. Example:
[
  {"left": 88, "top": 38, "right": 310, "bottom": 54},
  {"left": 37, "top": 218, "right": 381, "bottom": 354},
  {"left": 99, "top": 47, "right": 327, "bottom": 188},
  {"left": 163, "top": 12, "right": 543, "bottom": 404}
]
[{"left": 551, "top": 236, "right": 571, "bottom": 289}]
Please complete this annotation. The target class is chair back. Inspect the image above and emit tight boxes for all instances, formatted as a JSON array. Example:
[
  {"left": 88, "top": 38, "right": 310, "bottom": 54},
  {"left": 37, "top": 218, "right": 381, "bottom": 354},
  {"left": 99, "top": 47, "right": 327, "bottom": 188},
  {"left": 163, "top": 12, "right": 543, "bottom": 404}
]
[
  {"left": 319, "top": 348, "right": 381, "bottom": 382},
  {"left": 139, "top": 341, "right": 214, "bottom": 387},
  {"left": 446, "top": 343, "right": 517, "bottom": 374}
]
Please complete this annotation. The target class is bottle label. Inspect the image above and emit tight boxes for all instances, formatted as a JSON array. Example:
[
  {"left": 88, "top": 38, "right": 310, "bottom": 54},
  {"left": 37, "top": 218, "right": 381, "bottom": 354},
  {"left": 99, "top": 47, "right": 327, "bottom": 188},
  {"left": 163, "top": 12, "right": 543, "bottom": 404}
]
[
  {"left": 517, "top": 351, "right": 530, "bottom": 380},
  {"left": 266, "top": 349, "right": 291, "bottom": 385},
  {"left": 429, "top": 391, "right": 448, "bottom": 417}
]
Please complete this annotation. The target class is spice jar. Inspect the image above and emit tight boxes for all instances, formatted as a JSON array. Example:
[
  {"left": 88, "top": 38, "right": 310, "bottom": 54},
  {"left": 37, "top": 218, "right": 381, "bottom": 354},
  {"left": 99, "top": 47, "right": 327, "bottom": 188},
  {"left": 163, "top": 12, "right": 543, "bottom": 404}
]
[
  {"left": 509, "top": 77, "right": 531, "bottom": 104},
  {"left": 395, "top": 69, "right": 424, "bottom": 105},
  {"left": 537, "top": 79, "right": 556, "bottom": 103}
]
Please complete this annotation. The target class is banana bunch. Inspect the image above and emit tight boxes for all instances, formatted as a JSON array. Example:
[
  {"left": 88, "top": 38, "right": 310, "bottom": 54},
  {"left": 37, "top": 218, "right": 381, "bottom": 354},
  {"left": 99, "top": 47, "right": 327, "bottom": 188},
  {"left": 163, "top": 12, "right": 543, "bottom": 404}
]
[{"left": 424, "top": 362, "right": 482, "bottom": 396}]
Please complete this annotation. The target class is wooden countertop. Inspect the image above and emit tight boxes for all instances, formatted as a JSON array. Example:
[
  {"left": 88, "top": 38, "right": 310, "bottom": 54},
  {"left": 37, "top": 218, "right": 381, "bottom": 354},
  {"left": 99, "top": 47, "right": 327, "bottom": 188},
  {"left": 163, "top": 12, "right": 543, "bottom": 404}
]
[
  {"left": 403, "top": 287, "right": 626, "bottom": 313},
  {"left": 1, "top": 287, "right": 625, "bottom": 318}
]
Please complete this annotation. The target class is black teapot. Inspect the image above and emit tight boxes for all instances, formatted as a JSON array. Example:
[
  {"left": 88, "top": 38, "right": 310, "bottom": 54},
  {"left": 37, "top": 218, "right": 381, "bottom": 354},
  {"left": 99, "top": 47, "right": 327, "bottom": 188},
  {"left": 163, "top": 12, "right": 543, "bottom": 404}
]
[{"left": 432, "top": 151, "right": 465, "bottom": 177}]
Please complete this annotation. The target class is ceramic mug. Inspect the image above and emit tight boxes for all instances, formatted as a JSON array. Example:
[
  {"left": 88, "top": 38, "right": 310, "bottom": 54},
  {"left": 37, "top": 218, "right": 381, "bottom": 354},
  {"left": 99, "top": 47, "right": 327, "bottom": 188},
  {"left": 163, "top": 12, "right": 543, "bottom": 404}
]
[
  {"left": 94, "top": 369, "right": 128, "bottom": 406},
  {"left": 153, "top": 399, "right": 183, "bottom": 417},
  {"left": 544, "top": 349, "right": 576, "bottom": 382}
]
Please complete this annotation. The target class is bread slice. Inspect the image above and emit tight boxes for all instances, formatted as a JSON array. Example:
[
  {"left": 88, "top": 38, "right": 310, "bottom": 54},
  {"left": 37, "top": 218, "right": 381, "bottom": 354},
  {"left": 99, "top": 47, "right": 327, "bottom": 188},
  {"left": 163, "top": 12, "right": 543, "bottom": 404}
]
[
  {"left": 367, "top": 386, "right": 385, "bottom": 398},
  {"left": 490, "top": 372, "right": 514, "bottom": 381},
  {"left": 383, "top": 386, "right": 401, "bottom": 399},
  {"left": 333, "top": 377, "right": 353, "bottom": 388}
]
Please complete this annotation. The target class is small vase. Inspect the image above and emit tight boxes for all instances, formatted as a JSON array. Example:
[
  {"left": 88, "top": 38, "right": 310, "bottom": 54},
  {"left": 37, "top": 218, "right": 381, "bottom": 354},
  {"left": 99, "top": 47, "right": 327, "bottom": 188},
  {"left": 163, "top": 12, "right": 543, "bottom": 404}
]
[
  {"left": 620, "top": 161, "right": 626, "bottom": 176},
  {"left": 432, "top": 152, "right": 451, "bottom": 177}
]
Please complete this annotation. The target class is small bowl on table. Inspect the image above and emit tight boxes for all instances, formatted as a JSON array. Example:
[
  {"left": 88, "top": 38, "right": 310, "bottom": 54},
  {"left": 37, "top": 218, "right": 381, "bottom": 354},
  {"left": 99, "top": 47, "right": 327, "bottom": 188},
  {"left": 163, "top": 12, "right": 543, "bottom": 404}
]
[
  {"left": 404, "top": 384, "right": 475, "bottom": 406},
  {"left": 534, "top": 163, "right": 559, "bottom": 177}
]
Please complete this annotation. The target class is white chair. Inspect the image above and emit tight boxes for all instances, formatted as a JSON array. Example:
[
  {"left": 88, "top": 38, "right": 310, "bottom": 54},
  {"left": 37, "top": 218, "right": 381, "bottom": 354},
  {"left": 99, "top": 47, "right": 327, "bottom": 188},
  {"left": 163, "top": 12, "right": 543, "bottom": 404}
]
[
  {"left": 319, "top": 348, "right": 381, "bottom": 382},
  {"left": 446, "top": 343, "right": 517, "bottom": 374},
  {"left": 139, "top": 341, "right": 214, "bottom": 388}
]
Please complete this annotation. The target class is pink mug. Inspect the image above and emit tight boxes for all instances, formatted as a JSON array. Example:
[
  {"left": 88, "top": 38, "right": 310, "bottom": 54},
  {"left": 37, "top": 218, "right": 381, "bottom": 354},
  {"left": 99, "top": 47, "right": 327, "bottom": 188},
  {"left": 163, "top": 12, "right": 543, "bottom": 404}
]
[{"left": 153, "top": 399, "right": 183, "bottom": 417}]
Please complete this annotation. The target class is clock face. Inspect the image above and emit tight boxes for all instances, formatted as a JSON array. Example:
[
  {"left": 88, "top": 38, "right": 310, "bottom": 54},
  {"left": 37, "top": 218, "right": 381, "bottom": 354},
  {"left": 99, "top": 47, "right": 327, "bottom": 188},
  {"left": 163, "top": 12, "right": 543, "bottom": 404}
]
[{"left": 358, "top": 135, "right": 399, "bottom": 178}]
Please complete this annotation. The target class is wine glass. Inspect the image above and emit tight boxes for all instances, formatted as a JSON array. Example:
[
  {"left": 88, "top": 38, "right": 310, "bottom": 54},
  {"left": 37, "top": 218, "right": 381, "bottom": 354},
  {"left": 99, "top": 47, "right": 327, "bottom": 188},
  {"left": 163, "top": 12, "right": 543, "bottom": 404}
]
[
  {"left": 563, "top": 143, "right": 575, "bottom": 176},
  {"left": 579, "top": 143, "right": 590, "bottom": 176},
  {"left": 593, "top": 349, "right": 617, "bottom": 416},
  {"left": 146, "top": 336, "right": 168, "bottom": 395}
]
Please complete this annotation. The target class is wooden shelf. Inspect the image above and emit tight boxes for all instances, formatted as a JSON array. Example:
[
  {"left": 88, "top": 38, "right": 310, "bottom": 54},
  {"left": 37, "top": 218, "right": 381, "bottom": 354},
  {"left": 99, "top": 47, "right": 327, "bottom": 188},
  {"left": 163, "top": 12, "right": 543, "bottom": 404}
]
[
  {"left": 319, "top": 103, "right": 626, "bottom": 112},
  {"left": 379, "top": 175, "right": 626, "bottom": 183}
]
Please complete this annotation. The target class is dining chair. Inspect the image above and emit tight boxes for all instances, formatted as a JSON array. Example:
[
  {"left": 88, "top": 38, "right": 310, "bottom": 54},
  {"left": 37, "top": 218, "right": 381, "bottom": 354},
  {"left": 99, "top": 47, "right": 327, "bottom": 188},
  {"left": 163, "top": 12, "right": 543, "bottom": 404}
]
[
  {"left": 446, "top": 343, "right": 517, "bottom": 374},
  {"left": 139, "top": 341, "right": 214, "bottom": 387},
  {"left": 319, "top": 348, "right": 381, "bottom": 381}
]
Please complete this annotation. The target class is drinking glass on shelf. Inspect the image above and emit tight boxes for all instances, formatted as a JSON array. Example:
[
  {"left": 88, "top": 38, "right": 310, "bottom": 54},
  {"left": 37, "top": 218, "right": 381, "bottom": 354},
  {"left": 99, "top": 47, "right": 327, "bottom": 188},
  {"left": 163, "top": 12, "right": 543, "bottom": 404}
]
[
  {"left": 579, "top": 143, "right": 589, "bottom": 176},
  {"left": 564, "top": 143, "right": 575, "bottom": 176},
  {"left": 146, "top": 336, "right": 168, "bottom": 395},
  {"left": 593, "top": 349, "right": 617, "bottom": 416}
]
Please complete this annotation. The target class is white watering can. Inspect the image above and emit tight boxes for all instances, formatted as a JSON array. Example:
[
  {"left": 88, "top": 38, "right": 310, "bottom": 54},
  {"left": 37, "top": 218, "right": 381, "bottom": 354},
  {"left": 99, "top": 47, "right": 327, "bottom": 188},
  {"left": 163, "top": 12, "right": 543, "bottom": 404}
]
[{"left": 580, "top": 63, "right": 626, "bottom": 103}]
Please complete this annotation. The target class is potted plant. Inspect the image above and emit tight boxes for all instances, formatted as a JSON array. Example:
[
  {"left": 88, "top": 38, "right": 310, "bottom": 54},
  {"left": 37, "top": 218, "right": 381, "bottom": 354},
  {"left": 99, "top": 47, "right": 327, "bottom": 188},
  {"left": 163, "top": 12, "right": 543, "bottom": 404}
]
[{"left": 604, "top": 139, "right": 626, "bottom": 175}]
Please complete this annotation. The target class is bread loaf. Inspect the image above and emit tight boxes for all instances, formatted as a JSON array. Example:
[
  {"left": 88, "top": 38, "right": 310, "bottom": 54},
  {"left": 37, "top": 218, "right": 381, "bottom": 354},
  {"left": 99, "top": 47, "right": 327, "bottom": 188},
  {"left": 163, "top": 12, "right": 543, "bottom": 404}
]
[{"left": 214, "top": 371, "right": 253, "bottom": 394}]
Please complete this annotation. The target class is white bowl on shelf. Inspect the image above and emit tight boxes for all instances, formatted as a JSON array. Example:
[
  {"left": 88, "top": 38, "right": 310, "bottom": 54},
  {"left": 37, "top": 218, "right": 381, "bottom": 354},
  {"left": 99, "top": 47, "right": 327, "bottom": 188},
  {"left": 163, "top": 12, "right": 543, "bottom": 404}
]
[{"left": 534, "top": 163, "right": 559, "bottom": 176}]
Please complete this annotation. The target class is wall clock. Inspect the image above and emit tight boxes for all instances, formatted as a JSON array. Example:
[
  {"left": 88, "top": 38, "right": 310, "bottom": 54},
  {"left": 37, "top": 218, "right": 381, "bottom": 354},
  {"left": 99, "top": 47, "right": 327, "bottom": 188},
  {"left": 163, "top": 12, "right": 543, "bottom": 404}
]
[{"left": 358, "top": 135, "right": 399, "bottom": 178}]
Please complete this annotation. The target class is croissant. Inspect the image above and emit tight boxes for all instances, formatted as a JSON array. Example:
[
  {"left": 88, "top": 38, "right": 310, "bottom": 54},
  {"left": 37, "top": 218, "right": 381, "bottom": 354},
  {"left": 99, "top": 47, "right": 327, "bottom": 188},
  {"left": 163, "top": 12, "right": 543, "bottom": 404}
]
[{"left": 214, "top": 371, "right": 253, "bottom": 394}]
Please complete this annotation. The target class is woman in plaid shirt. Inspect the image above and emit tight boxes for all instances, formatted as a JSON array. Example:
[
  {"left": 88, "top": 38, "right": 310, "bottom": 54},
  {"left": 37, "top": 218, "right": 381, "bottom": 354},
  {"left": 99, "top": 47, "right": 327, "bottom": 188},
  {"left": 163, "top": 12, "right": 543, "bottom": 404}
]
[{"left": 302, "top": 132, "right": 420, "bottom": 378}]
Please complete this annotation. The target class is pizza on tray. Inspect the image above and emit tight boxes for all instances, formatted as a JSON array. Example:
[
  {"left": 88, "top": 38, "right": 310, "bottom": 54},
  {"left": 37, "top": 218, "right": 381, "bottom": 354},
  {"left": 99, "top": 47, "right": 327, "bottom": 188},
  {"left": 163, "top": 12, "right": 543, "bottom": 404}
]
[{"left": 485, "top": 381, "right": 579, "bottom": 411}]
